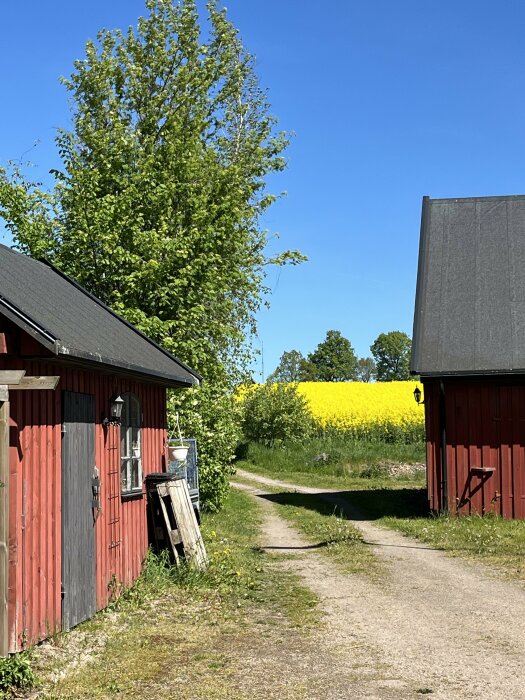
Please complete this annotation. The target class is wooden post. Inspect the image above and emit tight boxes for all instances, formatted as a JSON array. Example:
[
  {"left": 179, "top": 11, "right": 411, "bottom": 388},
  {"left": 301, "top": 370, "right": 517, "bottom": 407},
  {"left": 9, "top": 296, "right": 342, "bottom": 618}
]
[{"left": 0, "top": 394, "right": 9, "bottom": 656}]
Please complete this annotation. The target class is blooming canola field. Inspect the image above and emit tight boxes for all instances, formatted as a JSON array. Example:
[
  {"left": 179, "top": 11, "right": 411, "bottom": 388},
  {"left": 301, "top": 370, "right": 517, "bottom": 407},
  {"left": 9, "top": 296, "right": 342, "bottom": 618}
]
[{"left": 296, "top": 381, "right": 424, "bottom": 442}]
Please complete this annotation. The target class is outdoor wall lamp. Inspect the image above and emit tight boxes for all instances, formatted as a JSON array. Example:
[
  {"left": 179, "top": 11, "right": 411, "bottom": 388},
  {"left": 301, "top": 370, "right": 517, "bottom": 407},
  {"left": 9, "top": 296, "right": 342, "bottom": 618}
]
[
  {"left": 103, "top": 394, "right": 125, "bottom": 426},
  {"left": 413, "top": 386, "right": 424, "bottom": 406}
]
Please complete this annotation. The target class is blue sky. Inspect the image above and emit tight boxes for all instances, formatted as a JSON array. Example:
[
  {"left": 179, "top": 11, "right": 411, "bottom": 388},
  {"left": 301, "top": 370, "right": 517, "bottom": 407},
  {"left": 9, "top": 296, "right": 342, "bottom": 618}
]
[{"left": 2, "top": 1, "right": 525, "bottom": 379}]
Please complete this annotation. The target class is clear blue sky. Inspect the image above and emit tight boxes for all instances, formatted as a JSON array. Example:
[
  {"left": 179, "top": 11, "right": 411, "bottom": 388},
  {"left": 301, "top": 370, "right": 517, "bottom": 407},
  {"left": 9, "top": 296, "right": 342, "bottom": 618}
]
[{"left": 2, "top": 1, "right": 525, "bottom": 380}]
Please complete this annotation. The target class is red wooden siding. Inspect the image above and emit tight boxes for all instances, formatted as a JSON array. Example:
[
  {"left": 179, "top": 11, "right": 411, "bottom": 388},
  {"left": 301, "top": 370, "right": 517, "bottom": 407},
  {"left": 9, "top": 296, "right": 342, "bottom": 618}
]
[
  {"left": 6, "top": 382, "right": 61, "bottom": 654},
  {"left": 423, "top": 381, "right": 441, "bottom": 512},
  {"left": 0, "top": 353, "right": 167, "bottom": 652},
  {"left": 424, "top": 378, "right": 525, "bottom": 519}
]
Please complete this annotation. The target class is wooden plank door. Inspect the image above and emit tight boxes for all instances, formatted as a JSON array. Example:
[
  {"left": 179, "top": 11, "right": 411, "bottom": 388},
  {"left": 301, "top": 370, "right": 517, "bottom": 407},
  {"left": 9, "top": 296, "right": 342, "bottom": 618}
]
[{"left": 61, "top": 391, "right": 96, "bottom": 631}]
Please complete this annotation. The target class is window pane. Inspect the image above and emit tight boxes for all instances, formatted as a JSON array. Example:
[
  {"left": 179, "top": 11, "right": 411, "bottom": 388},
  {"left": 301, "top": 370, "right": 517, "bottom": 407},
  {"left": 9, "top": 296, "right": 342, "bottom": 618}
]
[
  {"left": 130, "top": 396, "right": 140, "bottom": 427},
  {"left": 120, "top": 393, "right": 141, "bottom": 493},
  {"left": 120, "top": 425, "right": 127, "bottom": 457},
  {"left": 131, "top": 459, "right": 141, "bottom": 490},
  {"left": 132, "top": 427, "right": 140, "bottom": 456},
  {"left": 121, "top": 458, "right": 129, "bottom": 491}
]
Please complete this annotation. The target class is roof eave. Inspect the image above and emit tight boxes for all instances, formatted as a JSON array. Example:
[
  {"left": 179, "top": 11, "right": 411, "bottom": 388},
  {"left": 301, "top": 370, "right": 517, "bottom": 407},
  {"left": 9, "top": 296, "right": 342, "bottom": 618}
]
[
  {"left": 0, "top": 296, "right": 200, "bottom": 388},
  {"left": 410, "top": 196, "right": 430, "bottom": 375},
  {"left": 0, "top": 296, "right": 58, "bottom": 351},
  {"left": 55, "top": 344, "right": 199, "bottom": 387},
  {"left": 415, "top": 369, "right": 525, "bottom": 379}
]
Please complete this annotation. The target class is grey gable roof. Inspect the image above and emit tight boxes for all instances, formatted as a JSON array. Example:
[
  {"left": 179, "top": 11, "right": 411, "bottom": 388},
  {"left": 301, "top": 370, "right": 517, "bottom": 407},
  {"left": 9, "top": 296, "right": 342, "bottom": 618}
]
[
  {"left": 411, "top": 194, "right": 525, "bottom": 376},
  {"left": 0, "top": 245, "right": 200, "bottom": 388}
]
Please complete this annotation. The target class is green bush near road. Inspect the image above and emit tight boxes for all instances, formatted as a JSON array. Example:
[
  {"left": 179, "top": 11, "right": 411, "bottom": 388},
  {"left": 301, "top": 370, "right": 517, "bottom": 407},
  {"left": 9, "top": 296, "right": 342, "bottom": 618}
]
[{"left": 241, "top": 383, "right": 314, "bottom": 446}]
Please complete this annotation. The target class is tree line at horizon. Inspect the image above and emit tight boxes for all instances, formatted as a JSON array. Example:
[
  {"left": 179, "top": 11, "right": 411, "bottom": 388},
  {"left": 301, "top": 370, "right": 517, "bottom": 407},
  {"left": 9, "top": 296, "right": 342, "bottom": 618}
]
[{"left": 268, "top": 329, "right": 412, "bottom": 383}]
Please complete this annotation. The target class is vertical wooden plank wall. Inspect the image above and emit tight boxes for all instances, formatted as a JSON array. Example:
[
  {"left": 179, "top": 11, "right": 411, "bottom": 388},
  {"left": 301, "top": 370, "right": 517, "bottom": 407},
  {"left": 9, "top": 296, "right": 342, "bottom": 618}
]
[
  {"left": 423, "top": 381, "right": 440, "bottom": 512},
  {"left": 95, "top": 381, "right": 167, "bottom": 609},
  {"left": 0, "top": 350, "right": 168, "bottom": 652},
  {"left": 426, "top": 379, "right": 525, "bottom": 519},
  {"left": 7, "top": 362, "right": 62, "bottom": 651},
  {"left": 0, "top": 399, "right": 9, "bottom": 656},
  {"left": 498, "top": 386, "right": 513, "bottom": 518}
]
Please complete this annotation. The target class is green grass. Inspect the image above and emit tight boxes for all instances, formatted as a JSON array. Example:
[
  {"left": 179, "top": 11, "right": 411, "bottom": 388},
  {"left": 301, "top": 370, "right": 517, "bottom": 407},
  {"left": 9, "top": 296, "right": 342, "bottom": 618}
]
[
  {"left": 33, "top": 488, "right": 319, "bottom": 699},
  {"left": 239, "top": 440, "right": 525, "bottom": 584},
  {"left": 203, "top": 488, "right": 319, "bottom": 626},
  {"left": 380, "top": 513, "right": 525, "bottom": 579},
  {"left": 300, "top": 483, "right": 525, "bottom": 582},
  {"left": 237, "top": 438, "right": 426, "bottom": 492},
  {"left": 260, "top": 489, "right": 383, "bottom": 579},
  {"left": 347, "top": 485, "right": 525, "bottom": 580}
]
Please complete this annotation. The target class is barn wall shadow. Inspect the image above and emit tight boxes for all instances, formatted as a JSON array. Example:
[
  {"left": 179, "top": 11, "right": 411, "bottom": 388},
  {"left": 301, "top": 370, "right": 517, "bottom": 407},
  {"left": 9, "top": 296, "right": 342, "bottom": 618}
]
[{"left": 261, "top": 487, "right": 429, "bottom": 522}]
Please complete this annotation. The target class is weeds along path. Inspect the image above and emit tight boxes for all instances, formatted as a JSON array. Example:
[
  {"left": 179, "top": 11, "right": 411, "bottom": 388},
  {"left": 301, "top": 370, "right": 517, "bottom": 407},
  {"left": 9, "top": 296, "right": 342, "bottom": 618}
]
[{"left": 233, "top": 470, "right": 525, "bottom": 700}]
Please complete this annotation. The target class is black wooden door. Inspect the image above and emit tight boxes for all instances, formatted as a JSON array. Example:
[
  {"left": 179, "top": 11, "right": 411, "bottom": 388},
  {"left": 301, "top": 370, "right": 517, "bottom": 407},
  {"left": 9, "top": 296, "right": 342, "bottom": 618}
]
[{"left": 61, "top": 391, "right": 96, "bottom": 631}]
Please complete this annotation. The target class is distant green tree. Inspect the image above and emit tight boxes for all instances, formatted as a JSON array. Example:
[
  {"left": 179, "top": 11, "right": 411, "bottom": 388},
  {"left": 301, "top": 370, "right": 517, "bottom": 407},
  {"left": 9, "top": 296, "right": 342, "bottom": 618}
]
[
  {"left": 356, "top": 357, "right": 376, "bottom": 382},
  {"left": 268, "top": 349, "right": 305, "bottom": 382},
  {"left": 370, "top": 331, "right": 412, "bottom": 381},
  {"left": 308, "top": 330, "right": 357, "bottom": 382},
  {"left": 298, "top": 358, "right": 318, "bottom": 381}
]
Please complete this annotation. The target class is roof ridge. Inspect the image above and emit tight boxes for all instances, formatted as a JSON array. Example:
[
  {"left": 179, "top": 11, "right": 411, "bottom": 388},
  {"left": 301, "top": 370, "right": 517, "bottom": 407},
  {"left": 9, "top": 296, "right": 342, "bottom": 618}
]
[{"left": 427, "top": 194, "right": 525, "bottom": 203}]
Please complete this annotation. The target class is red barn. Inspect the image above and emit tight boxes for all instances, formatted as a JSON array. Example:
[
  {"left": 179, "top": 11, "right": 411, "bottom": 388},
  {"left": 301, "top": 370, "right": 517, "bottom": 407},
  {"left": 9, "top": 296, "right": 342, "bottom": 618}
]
[
  {"left": 0, "top": 245, "right": 200, "bottom": 654},
  {"left": 412, "top": 195, "right": 525, "bottom": 519}
]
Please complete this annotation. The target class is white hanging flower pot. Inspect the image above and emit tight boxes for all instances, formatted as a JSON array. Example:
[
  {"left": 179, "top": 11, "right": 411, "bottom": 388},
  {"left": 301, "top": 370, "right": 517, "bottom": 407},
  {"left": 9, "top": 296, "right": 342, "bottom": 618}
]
[
  {"left": 169, "top": 444, "right": 189, "bottom": 462},
  {"left": 168, "top": 412, "right": 189, "bottom": 463}
]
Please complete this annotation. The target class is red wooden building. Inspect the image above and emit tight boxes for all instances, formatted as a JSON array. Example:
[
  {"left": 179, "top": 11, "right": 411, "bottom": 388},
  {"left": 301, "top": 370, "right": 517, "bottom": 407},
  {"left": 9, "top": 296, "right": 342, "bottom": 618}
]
[
  {"left": 412, "top": 195, "right": 525, "bottom": 519},
  {"left": 0, "top": 245, "right": 200, "bottom": 654}
]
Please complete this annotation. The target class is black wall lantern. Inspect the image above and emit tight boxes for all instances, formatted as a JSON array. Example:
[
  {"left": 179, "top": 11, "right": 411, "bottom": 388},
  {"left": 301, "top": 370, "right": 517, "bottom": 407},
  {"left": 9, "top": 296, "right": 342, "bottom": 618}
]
[
  {"left": 103, "top": 394, "right": 125, "bottom": 426},
  {"left": 413, "top": 386, "right": 424, "bottom": 406}
]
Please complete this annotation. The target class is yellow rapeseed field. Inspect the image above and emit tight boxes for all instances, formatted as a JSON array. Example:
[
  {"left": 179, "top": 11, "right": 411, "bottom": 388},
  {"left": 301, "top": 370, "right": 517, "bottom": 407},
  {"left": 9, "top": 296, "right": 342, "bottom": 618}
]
[
  {"left": 296, "top": 381, "right": 424, "bottom": 441},
  {"left": 238, "top": 381, "right": 425, "bottom": 442}
]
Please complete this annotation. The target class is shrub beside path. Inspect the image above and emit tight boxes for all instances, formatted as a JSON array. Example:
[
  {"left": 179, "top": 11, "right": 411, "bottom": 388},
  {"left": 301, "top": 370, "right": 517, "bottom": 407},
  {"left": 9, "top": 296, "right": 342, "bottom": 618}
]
[{"left": 234, "top": 469, "right": 525, "bottom": 700}]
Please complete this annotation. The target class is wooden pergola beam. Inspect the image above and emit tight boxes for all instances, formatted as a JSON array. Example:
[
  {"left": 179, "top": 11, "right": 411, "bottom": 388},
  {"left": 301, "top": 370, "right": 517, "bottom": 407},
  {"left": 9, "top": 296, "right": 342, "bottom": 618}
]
[
  {"left": 0, "top": 371, "right": 25, "bottom": 385},
  {"left": 8, "top": 376, "right": 60, "bottom": 391},
  {"left": 0, "top": 376, "right": 59, "bottom": 401}
]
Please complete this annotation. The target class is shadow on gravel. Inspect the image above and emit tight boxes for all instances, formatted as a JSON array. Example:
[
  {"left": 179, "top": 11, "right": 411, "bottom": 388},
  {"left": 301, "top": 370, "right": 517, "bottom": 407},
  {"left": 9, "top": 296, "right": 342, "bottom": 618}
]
[
  {"left": 261, "top": 488, "right": 429, "bottom": 522},
  {"left": 253, "top": 542, "right": 335, "bottom": 552}
]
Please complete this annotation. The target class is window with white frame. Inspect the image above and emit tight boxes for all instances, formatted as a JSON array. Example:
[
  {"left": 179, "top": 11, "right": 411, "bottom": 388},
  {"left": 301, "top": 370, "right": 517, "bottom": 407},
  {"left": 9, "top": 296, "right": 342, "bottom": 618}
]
[{"left": 120, "top": 393, "right": 142, "bottom": 494}]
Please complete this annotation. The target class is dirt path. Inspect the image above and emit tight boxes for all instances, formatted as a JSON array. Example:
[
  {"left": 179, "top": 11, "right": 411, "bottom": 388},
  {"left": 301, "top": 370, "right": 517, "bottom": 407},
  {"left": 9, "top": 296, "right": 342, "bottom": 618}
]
[{"left": 233, "top": 470, "right": 525, "bottom": 700}]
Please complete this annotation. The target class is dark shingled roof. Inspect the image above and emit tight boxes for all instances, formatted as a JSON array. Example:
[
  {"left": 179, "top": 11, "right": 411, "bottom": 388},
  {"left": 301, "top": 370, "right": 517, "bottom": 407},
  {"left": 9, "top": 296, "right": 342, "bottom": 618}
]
[
  {"left": 0, "top": 245, "right": 200, "bottom": 387},
  {"left": 412, "top": 194, "right": 525, "bottom": 377}
]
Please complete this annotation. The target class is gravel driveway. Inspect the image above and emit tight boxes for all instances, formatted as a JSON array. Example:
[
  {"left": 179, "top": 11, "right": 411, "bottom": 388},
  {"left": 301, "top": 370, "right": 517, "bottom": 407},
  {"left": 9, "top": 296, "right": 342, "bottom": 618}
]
[{"left": 234, "top": 469, "right": 525, "bottom": 700}]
